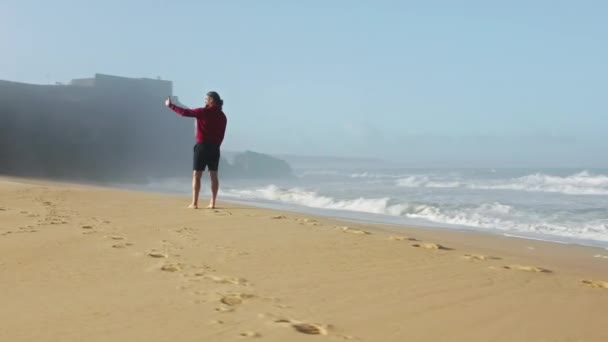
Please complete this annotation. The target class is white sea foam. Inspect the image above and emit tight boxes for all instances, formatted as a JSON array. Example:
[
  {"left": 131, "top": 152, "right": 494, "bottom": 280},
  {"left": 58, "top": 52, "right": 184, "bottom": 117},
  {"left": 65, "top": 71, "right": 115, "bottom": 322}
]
[
  {"left": 469, "top": 171, "right": 608, "bottom": 195},
  {"left": 224, "top": 185, "right": 608, "bottom": 243},
  {"left": 395, "top": 171, "right": 608, "bottom": 195},
  {"left": 396, "top": 176, "right": 461, "bottom": 188}
]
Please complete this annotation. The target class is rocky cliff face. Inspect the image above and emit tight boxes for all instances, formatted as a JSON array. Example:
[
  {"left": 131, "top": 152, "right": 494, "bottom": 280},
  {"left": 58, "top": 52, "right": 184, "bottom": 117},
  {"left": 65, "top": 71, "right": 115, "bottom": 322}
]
[{"left": 222, "top": 151, "right": 294, "bottom": 179}]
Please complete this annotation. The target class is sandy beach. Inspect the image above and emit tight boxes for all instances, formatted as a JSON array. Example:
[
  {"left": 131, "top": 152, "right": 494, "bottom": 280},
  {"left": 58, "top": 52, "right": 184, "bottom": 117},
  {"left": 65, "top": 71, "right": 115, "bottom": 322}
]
[{"left": 1, "top": 176, "right": 607, "bottom": 342}]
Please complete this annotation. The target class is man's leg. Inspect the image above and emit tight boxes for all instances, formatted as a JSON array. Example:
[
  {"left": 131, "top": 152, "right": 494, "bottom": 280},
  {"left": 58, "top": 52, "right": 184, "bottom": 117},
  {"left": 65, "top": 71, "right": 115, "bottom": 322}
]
[
  {"left": 208, "top": 171, "right": 219, "bottom": 209},
  {"left": 189, "top": 170, "right": 203, "bottom": 209}
]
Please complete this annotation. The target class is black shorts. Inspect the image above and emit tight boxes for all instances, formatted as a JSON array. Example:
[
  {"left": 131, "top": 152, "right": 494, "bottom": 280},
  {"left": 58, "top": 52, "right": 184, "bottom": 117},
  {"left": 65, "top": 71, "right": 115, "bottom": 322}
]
[{"left": 193, "top": 143, "right": 220, "bottom": 171}]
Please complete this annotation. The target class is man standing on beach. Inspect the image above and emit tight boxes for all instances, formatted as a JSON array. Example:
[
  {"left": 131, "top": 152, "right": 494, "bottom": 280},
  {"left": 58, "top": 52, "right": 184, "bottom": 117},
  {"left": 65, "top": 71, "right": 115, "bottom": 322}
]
[{"left": 164, "top": 91, "right": 227, "bottom": 209}]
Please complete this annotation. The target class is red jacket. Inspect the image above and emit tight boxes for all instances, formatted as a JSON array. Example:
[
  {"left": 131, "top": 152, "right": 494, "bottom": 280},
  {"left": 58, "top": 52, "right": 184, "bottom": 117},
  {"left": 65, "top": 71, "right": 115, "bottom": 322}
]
[{"left": 168, "top": 104, "right": 227, "bottom": 145}]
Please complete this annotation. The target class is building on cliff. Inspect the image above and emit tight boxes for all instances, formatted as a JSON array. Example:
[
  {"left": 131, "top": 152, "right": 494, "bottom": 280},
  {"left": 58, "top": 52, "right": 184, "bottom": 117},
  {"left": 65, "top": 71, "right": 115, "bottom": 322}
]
[{"left": 0, "top": 73, "right": 193, "bottom": 183}]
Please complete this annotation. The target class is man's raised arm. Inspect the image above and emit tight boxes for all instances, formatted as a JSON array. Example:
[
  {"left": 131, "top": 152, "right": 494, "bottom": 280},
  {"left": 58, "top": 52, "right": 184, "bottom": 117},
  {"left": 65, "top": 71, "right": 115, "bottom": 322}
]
[{"left": 164, "top": 97, "right": 200, "bottom": 117}]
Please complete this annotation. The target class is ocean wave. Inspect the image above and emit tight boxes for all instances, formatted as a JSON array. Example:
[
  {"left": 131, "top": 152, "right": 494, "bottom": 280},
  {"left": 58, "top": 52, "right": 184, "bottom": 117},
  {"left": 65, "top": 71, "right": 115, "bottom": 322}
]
[
  {"left": 395, "top": 171, "right": 608, "bottom": 195},
  {"left": 396, "top": 176, "right": 461, "bottom": 188},
  {"left": 351, "top": 172, "right": 402, "bottom": 179},
  {"left": 225, "top": 185, "right": 404, "bottom": 215},
  {"left": 224, "top": 185, "right": 608, "bottom": 243},
  {"left": 470, "top": 171, "right": 608, "bottom": 195},
  {"left": 406, "top": 204, "right": 608, "bottom": 242},
  {"left": 350, "top": 171, "right": 437, "bottom": 180},
  {"left": 297, "top": 170, "right": 343, "bottom": 177}
]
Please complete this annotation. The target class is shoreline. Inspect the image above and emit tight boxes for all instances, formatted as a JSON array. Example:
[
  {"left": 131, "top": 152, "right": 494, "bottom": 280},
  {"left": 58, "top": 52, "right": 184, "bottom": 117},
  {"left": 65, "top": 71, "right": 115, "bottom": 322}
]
[
  {"left": 222, "top": 197, "right": 608, "bottom": 250},
  {"left": 6, "top": 174, "right": 608, "bottom": 250}
]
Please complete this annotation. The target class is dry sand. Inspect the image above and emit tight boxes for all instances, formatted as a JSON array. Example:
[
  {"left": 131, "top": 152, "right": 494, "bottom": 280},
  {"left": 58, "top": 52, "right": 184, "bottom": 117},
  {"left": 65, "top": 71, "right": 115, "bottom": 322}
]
[{"left": 1, "top": 177, "right": 607, "bottom": 341}]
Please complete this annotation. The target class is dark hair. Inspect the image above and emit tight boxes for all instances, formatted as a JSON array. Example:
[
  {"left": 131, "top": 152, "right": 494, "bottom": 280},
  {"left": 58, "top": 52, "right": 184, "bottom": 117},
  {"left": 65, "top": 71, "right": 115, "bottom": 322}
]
[{"left": 207, "top": 91, "right": 223, "bottom": 109}]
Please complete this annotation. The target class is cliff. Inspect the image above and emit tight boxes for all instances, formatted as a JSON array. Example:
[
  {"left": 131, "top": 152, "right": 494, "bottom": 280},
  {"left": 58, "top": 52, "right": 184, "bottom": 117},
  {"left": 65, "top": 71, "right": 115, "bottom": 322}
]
[
  {"left": 0, "top": 74, "right": 293, "bottom": 183},
  {"left": 222, "top": 151, "right": 294, "bottom": 179}
]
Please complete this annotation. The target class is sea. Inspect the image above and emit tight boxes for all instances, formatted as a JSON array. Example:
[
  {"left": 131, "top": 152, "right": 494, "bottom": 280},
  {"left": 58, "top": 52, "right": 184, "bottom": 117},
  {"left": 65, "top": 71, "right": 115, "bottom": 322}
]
[{"left": 132, "top": 167, "right": 608, "bottom": 249}]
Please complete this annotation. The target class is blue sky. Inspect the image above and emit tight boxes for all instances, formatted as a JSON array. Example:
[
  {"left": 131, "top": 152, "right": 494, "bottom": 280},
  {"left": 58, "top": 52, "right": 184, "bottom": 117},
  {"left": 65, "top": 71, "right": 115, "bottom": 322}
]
[{"left": 2, "top": 0, "right": 607, "bottom": 167}]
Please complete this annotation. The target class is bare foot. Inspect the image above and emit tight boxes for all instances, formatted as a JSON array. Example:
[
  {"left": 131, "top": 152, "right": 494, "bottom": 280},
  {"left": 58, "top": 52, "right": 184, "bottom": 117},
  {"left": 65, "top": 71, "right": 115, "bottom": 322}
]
[
  {"left": 207, "top": 201, "right": 216, "bottom": 209},
  {"left": 188, "top": 204, "right": 198, "bottom": 209}
]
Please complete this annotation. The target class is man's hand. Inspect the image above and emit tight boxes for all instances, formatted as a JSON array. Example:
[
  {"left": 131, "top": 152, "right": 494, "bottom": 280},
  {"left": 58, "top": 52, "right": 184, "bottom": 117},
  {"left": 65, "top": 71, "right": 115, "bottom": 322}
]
[{"left": 164, "top": 97, "right": 172, "bottom": 107}]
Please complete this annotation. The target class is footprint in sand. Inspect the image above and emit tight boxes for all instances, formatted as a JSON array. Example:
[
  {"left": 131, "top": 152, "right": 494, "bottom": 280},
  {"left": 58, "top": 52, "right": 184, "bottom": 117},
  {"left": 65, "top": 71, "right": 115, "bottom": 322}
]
[
  {"left": 240, "top": 331, "right": 262, "bottom": 338},
  {"left": 175, "top": 227, "right": 196, "bottom": 234},
  {"left": 338, "top": 226, "right": 371, "bottom": 235},
  {"left": 388, "top": 235, "right": 417, "bottom": 241},
  {"left": 295, "top": 218, "right": 321, "bottom": 227},
  {"left": 148, "top": 252, "right": 168, "bottom": 258},
  {"left": 581, "top": 279, "right": 608, "bottom": 289},
  {"left": 160, "top": 263, "right": 183, "bottom": 272},
  {"left": 463, "top": 254, "right": 501, "bottom": 261},
  {"left": 205, "top": 274, "right": 249, "bottom": 286},
  {"left": 293, "top": 323, "right": 329, "bottom": 335},
  {"left": 112, "top": 243, "right": 133, "bottom": 249},
  {"left": 220, "top": 293, "right": 255, "bottom": 306},
  {"left": 275, "top": 318, "right": 330, "bottom": 336},
  {"left": 81, "top": 225, "right": 94, "bottom": 230},
  {"left": 412, "top": 242, "right": 451, "bottom": 250},
  {"left": 215, "top": 305, "right": 235, "bottom": 313},
  {"left": 271, "top": 215, "right": 288, "bottom": 219},
  {"left": 186, "top": 267, "right": 216, "bottom": 279},
  {"left": 503, "top": 265, "right": 552, "bottom": 273}
]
